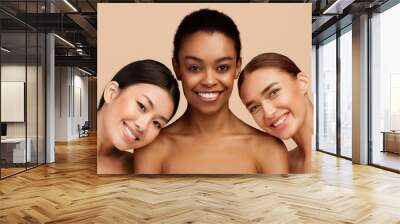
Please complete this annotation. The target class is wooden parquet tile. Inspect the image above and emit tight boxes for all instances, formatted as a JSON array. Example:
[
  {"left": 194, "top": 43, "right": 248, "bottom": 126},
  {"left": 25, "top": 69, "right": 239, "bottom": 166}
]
[{"left": 1, "top": 134, "right": 400, "bottom": 223}]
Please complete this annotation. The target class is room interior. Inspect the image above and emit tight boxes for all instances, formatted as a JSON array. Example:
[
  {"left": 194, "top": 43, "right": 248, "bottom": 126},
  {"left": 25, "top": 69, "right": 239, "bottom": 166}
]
[{"left": 0, "top": 0, "right": 399, "bottom": 222}]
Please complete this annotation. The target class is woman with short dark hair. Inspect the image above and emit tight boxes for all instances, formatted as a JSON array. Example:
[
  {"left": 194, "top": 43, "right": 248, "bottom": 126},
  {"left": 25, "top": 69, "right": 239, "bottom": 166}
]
[{"left": 134, "top": 9, "right": 289, "bottom": 174}]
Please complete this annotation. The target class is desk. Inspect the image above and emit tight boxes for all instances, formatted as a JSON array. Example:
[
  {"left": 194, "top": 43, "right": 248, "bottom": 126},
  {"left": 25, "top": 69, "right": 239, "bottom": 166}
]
[
  {"left": 381, "top": 131, "right": 400, "bottom": 154},
  {"left": 1, "top": 138, "right": 31, "bottom": 163}
]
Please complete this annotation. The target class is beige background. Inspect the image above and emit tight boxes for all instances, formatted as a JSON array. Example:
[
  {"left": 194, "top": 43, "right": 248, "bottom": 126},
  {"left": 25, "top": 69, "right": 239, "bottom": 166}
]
[{"left": 98, "top": 3, "right": 312, "bottom": 148}]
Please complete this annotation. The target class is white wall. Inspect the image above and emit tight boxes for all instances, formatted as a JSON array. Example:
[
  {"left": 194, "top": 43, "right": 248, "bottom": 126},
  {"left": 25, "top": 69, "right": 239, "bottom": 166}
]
[
  {"left": 55, "top": 66, "right": 69, "bottom": 141},
  {"left": 54, "top": 67, "right": 89, "bottom": 141},
  {"left": 1, "top": 65, "right": 35, "bottom": 138},
  {"left": 1, "top": 63, "right": 46, "bottom": 164}
]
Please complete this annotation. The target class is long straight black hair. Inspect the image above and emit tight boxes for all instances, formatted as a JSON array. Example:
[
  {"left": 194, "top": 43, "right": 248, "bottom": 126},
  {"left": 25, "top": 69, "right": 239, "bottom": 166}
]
[{"left": 98, "top": 60, "right": 180, "bottom": 120}]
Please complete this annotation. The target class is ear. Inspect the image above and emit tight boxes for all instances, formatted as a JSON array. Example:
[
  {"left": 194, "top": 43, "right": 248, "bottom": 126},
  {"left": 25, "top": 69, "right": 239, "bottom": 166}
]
[
  {"left": 296, "top": 72, "right": 309, "bottom": 95},
  {"left": 235, "top": 57, "right": 242, "bottom": 80},
  {"left": 172, "top": 58, "right": 181, "bottom": 81},
  {"left": 103, "top": 81, "right": 120, "bottom": 104}
]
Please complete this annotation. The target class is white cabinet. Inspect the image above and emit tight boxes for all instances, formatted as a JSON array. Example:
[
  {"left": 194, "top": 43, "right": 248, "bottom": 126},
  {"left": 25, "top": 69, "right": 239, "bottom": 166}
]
[{"left": 1, "top": 138, "right": 32, "bottom": 163}]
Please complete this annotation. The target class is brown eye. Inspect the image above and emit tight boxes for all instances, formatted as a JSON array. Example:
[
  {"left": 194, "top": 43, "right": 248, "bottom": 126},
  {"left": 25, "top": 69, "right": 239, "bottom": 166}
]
[
  {"left": 137, "top": 101, "right": 146, "bottom": 112},
  {"left": 153, "top": 121, "right": 162, "bottom": 129},
  {"left": 270, "top": 88, "right": 280, "bottom": 97},
  {"left": 216, "top": 64, "right": 230, "bottom": 73},
  {"left": 249, "top": 105, "right": 260, "bottom": 114},
  {"left": 188, "top": 65, "right": 201, "bottom": 73}
]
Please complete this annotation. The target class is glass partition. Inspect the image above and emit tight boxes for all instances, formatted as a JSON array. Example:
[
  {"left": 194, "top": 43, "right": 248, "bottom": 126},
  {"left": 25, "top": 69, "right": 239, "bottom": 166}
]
[
  {"left": 1, "top": 30, "right": 28, "bottom": 177},
  {"left": 317, "top": 35, "right": 337, "bottom": 155},
  {"left": 339, "top": 26, "right": 352, "bottom": 158},
  {"left": 370, "top": 2, "right": 400, "bottom": 171},
  {"left": 0, "top": 1, "right": 46, "bottom": 179}
]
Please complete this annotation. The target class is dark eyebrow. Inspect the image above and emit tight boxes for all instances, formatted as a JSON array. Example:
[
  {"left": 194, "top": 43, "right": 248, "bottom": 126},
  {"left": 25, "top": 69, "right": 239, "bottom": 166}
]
[
  {"left": 184, "top": 56, "right": 202, "bottom": 62},
  {"left": 261, "top": 82, "right": 279, "bottom": 96},
  {"left": 143, "top": 95, "right": 154, "bottom": 109},
  {"left": 215, "top": 56, "right": 234, "bottom": 63},
  {"left": 183, "top": 56, "right": 234, "bottom": 63},
  {"left": 244, "top": 82, "right": 279, "bottom": 108}
]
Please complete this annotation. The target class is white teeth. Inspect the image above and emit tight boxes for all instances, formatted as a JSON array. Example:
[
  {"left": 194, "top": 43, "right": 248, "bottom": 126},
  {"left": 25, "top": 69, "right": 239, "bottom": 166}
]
[
  {"left": 197, "top": 92, "right": 219, "bottom": 101},
  {"left": 272, "top": 114, "right": 287, "bottom": 127},
  {"left": 124, "top": 125, "right": 138, "bottom": 141}
]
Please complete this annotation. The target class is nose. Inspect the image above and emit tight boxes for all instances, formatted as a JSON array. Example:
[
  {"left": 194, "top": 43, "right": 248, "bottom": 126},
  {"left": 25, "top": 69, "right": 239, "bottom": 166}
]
[
  {"left": 261, "top": 101, "right": 276, "bottom": 120},
  {"left": 135, "top": 115, "right": 152, "bottom": 133},
  {"left": 201, "top": 69, "right": 217, "bottom": 87}
]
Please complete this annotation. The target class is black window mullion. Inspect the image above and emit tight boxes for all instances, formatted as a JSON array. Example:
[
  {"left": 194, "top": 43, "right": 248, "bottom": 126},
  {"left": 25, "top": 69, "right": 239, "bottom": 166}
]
[
  {"left": 315, "top": 44, "right": 319, "bottom": 151},
  {"left": 336, "top": 29, "right": 341, "bottom": 157},
  {"left": 36, "top": 0, "right": 39, "bottom": 168},
  {"left": 0, "top": 24, "right": 2, "bottom": 179},
  {"left": 367, "top": 10, "right": 373, "bottom": 165},
  {"left": 24, "top": 0, "right": 28, "bottom": 171}
]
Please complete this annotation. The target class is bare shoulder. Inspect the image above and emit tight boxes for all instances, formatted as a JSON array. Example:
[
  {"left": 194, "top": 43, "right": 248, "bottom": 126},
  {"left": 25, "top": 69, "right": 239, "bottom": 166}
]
[
  {"left": 247, "top": 128, "right": 289, "bottom": 174},
  {"left": 133, "top": 128, "right": 175, "bottom": 174}
]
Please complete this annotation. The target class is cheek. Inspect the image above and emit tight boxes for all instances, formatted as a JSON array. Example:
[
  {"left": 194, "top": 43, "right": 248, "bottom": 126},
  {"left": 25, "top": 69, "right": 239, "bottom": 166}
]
[
  {"left": 275, "top": 91, "right": 295, "bottom": 108},
  {"left": 253, "top": 113, "right": 266, "bottom": 128},
  {"left": 182, "top": 76, "right": 200, "bottom": 90},
  {"left": 105, "top": 104, "right": 122, "bottom": 126},
  {"left": 220, "top": 75, "right": 235, "bottom": 87},
  {"left": 287, "top": 91, "right": 305, "bottom": 115},
  {"left": 117, "top": 98, "right": 138, "bottom": 118}
]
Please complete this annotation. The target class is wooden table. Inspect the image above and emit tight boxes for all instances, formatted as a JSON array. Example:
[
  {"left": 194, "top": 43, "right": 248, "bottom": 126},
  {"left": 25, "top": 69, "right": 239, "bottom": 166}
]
[{"left": 381, "top": 131, "right": 400, "bottom": 154}]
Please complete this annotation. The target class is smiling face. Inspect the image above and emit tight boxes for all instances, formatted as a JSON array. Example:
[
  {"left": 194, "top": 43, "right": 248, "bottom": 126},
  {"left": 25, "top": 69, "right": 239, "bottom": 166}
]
[
  {"left": 101, "top": 82, "right": 174, "bottom": 151},
  {"left": 173, "top": 31, "right": 241, "bottom": 115},
  {"left": 240, "top": 68, "right": 308, "bottom": 140}
]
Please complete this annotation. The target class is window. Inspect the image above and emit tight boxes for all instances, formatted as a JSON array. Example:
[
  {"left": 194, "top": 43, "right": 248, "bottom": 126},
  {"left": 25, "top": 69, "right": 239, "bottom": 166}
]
[
  {"left": 370, "top": 2, "right": 400, "bottom": 171},
  {"left": 339, "top": 27, "right": 352, "bottom": 158},
  {"left": 317, "top": 35, "right": 337, "bottom": 154}
]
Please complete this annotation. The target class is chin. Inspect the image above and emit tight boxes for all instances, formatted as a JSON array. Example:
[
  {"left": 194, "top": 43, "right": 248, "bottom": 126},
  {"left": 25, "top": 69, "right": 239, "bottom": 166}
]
[
  {"left": 191, "top": 104, "right": 221, "bottom": 114},
  {"left": 113, "top": 137, "right": 134, "bottom": 151},
  {"left": 113, "top": 143, "right": 130, "bottom": 152},
  {"left": 278, "top": 133, "right": 292, "bottom": 140},
  {"left": 202, "top": 107, "right": 224, "bottom": 115},
  {"left": 264, "top": 129, "right": 293, "bottom": 140}
]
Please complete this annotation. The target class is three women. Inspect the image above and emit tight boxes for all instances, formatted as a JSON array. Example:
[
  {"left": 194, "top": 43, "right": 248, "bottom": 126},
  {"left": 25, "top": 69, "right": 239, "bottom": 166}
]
[{"left": 99, "top": 8, "right": 312, "bottom": 174}]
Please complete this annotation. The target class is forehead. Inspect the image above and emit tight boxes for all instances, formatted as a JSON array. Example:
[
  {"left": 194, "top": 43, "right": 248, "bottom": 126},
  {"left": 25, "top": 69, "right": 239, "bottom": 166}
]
[
  {"left": 241, "top": 68, "right": 293, "bottom": 98},
  {"left": 179, "top": 31, "right": 236, "bottom": 60},
  {"left": 123, "top": 83, "right": 165, "bottom": 96},
  {"left": 122, "top": 83, "right": 172, "bottom": 106}
]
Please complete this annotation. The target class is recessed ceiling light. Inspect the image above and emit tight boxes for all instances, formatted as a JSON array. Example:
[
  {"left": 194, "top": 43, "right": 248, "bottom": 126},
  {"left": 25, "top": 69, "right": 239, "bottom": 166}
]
[
  {"left": 63, "top": 0, "right": 78, "bottom": 12},
  {"left": 1, "top": 47, "right": 11, "bottom": 53},
  {"left": 54, "top": 34, "right": 75, "bottom": 48},
  {"left": 322, "top": 0, "right": 354, "bottom": 15},
  {"left": 77, "top": 67, "right": 93, "bottom": 76}
]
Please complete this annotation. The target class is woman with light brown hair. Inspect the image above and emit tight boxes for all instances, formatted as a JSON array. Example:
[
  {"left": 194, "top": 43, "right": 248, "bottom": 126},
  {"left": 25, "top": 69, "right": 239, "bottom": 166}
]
[{"left": 238, "top": 52, "right": 313, "bottom": 173}]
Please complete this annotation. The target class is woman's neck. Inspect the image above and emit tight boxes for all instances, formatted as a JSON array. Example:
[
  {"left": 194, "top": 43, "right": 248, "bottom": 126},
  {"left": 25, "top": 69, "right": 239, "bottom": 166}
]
[
  {"left": 97, "top": 109, "right": 115, "bottom": 156},
  {"left": 182, "top": 103, "right": 234, "bottom": 136},
  {"left": 292, "top": 98, "right": 314, "bottom": 161}
]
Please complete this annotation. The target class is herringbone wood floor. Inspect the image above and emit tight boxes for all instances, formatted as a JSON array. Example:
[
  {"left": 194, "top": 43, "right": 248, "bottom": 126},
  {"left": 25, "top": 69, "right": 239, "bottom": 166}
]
[{"left": 1, "top": 134, "right": 400, "bottom": 223}]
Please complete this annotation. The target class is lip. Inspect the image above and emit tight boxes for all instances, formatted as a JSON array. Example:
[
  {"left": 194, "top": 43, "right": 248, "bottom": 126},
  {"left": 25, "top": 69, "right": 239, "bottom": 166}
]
[
  {"left": 269, "top": 112, "right": 289, "bottom": 130},
  {"left": 122, "top": 121, "right": 141, "bottom": 143},
  {"left": 194, "top": 90, "right": 223, "bottom": 102}
]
